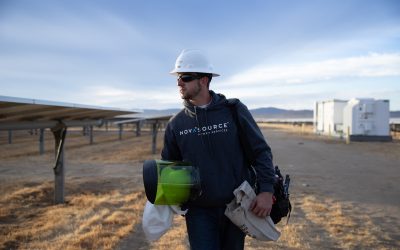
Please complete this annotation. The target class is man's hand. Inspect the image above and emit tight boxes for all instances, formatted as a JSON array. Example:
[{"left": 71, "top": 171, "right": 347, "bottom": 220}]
[{"left": 250, "top": 192, "right": 274, "bottom": 218}]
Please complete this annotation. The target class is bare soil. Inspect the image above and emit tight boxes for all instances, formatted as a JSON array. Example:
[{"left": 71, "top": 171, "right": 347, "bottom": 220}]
[{"left": 0, "top": 125, "right": 399, "bottom": 249}]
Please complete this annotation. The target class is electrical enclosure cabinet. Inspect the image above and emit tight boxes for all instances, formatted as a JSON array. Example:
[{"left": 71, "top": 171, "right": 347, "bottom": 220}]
[
  {"left": 314, "top": 100, "right": 347, "bottom": 136},
  {"left": 343, "top": 98, "right": 392, "bottom": 141},
  {"left": 314, "top": 98, "right": 392, "bottom": 141}
]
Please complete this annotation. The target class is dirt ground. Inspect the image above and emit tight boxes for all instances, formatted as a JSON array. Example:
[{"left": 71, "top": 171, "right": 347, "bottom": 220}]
[{"left": 0, "top": 125, "right": 399, "bottom": 249}]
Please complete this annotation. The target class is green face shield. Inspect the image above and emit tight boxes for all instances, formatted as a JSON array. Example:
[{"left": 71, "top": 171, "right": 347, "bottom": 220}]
[{"left": 143, "top": 160, "right": 201, "bottom": 205}]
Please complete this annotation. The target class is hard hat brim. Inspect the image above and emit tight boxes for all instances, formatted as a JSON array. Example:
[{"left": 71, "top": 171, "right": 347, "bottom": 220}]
[{"left": 169, "top": 68, "right": 220, "bottom": 77}]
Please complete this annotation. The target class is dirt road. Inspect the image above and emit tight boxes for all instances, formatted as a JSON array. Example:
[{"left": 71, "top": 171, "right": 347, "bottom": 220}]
[{"left": 269, "top": 127, "right": 400, "bottom": 207}]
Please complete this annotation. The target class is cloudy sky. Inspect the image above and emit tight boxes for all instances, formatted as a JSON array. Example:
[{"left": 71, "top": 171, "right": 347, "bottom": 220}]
[{"left": 1, "top": 0, "right": 399, "bottom": 110}]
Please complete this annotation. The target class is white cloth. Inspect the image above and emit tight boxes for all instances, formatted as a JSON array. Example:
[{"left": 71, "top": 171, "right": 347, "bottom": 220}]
[
  {"left": 225, "top": 181, "right": 281, "bottom": 241},
  {"left": 142, "top": 201, "right": 186, "bottom": 241}
]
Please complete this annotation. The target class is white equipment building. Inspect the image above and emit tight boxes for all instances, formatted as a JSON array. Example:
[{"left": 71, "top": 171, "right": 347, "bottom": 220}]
[
  {"left": 314, "top": 98, "right": 392, "bottom": 141},
  {"left": 314, "top": 99, "right": 348, "bottom": 137}
]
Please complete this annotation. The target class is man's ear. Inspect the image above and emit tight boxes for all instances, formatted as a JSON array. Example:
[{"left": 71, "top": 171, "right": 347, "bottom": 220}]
[{"left": 199, "top": 76, "right": 209, "bottom": 87}]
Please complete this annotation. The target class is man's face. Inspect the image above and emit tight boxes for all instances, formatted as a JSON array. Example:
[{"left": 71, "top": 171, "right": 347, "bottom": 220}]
[{"left": 177, "top": 73, "right": 203, "bottom": 100}]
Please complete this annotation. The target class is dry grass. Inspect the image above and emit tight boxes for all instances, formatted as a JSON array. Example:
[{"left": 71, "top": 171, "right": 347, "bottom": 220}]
[
  {"left": 1, "top": 127, "right": 160, "bottom": 250},
  {"left": 2, "top": 183, "right": 398, "bottom": 250},
  {"left": 147, "top": 216, "right": 189, "bottom": 250},
  {"left": 0, "top": 181, "right": 147, "bottom": 250},
  {"left": 301, "top": 195, "right": 380, "bottom": 249},
  {"left": 258, "top": 122, "right": 314, "bottom": 135},
  {"left": 392, "top": 131, "right": 400, "bottom": 140},
  {"left": 244, "top": 193, "right": 399, "bottom": 250}
]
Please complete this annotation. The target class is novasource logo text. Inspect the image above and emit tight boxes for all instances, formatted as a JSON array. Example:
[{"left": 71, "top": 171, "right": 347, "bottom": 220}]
[{"left": 179, "top": 122, "right": 230, "bottom": 136}]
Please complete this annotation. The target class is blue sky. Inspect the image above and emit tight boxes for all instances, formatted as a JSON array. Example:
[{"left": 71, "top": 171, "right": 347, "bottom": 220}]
[{"left": 1, "top": 0, "right": 399, "bottom": 110}]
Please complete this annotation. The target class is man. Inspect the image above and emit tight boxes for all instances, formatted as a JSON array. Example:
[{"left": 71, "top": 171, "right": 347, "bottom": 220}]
[{"left": 161, "top": 49, "right": 275, "bottom": 250}]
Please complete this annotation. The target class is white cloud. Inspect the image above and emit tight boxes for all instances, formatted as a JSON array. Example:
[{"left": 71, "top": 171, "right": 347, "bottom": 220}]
[{"left": 221, "top": 53, "right": 400, "bottom": 87}]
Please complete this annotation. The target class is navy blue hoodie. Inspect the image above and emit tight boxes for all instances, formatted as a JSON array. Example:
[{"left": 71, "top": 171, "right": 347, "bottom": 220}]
[{"left": 161, "top": 91, "right": 275, "bottom": 207}]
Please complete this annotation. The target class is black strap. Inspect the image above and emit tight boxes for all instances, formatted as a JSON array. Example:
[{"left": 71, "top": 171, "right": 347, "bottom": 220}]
[
  {"left": 227, "top": 99, "right": 255, "bottom": 165},
  {"left": 227, "top": 99, "right": 258, "bottom": 190}
]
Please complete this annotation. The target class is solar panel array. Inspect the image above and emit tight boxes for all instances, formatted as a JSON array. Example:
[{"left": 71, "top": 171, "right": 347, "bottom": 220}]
[
  {"left": 0, "top": 95, "right": 143, "bottom": 204},
  {"left": 0, "top": 95, "right": 141, "bottom": 130}
]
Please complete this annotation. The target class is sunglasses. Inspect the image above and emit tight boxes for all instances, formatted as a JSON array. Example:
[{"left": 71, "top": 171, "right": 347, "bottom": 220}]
[{"left": 178, "top": 74, "right": 202, "bottom": 83}]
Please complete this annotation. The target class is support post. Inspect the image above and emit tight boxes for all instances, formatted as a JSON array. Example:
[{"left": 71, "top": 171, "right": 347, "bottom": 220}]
[
  {"left": 89, "top": 125, "right": 94, "bottom": 144},
  {"left": 52, "top": 125, "right": 67, "bottom": 204},
  {"left": 346, "top": 126, "right": 350, "bottom": 144},
  {"left": 39, "top": 128, "right": 45, "bottom": 155},
  {"left": 136, "top": 121, "right": 142, "bottom": 137},
  {"left": 328, "top": 124, "right": 331, "bottom": 137},
  {"left": 152, "top": 122, "right": 160, "bottom": 154},
  {"left": 118, "top": 124, "right": 123, "bottom": 140},
  {"left": 8, "top": 130, "right": 12, "bottom": 144}
]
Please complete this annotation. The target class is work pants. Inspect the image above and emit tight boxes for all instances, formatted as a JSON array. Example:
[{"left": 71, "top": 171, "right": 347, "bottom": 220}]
[{"left": 185, "top": 206, "right": 245, "bottom": 250}]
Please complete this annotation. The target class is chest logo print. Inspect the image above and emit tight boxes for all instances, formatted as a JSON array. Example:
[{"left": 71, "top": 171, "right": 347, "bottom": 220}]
[{"left": 179, "top": 122, "right": 230, "bottom": 136}]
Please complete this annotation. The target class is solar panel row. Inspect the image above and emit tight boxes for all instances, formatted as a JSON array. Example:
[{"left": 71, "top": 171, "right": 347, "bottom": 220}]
[{"left": 0, "top": 95, "right": 141, "bottom": 130}]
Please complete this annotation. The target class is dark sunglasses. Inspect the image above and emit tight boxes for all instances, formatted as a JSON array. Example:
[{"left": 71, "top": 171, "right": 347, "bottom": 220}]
[{"left": 177, "top": 74, "right": 202, "bottom": 83}]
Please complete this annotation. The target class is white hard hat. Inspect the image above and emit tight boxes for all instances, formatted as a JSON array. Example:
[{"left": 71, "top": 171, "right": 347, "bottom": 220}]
[{"left": 170, "top": 49, "right": 220, "bottom": 76}]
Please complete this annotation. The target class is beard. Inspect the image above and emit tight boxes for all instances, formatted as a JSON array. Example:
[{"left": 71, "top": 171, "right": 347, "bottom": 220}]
[{"left": 181, "top": 81, "right": 202, "bottom": 100}]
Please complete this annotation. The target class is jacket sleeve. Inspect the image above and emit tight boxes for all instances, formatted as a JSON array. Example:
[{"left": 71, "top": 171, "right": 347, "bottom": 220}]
[
  {"left": 161, "top": 120, "right": 182, "bottom": 161},
  {"left": 236, "top": 102, "right": 275, "bottom": 193}
]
